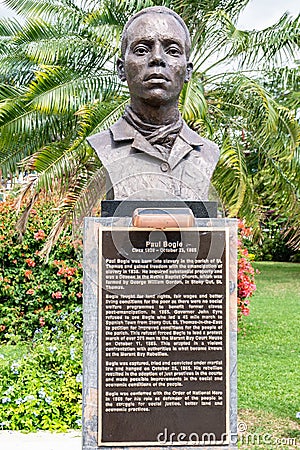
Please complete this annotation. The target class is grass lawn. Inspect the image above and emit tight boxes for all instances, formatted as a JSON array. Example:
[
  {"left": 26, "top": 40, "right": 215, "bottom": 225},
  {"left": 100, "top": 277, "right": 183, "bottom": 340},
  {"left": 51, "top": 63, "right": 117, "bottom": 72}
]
[{"left": 238, "top": 262, "right": 300, "bottom": 449}]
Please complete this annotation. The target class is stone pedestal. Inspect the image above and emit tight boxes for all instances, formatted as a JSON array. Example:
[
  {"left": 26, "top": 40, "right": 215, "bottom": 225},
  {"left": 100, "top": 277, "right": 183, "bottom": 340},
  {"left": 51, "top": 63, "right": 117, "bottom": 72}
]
[{"left": 83, "top": 217, "right": 237, "bottom": 450}]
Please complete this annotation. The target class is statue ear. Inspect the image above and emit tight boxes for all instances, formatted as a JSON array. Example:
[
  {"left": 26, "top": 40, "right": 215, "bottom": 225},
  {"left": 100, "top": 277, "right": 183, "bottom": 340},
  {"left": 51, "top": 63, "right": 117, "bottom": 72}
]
[
  {"left": 117, "top": 58, "right": 126, "bottom": 82},
  {"left": 185, "top": 62, "right": 193, "bottom": 83}
]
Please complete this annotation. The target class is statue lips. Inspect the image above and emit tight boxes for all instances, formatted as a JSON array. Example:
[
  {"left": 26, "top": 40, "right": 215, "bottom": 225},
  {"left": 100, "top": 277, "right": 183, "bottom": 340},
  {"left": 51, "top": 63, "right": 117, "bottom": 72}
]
[{"left": 144, "top": 73, "right": 170, "bottom": 83}]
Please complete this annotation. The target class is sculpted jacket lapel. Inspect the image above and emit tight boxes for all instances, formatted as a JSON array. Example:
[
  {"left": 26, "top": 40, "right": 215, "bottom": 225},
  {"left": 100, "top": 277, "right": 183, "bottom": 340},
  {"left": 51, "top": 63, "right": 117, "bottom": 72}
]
[
  {"left": 131, "top": 132, "right": 168, "bottom": 162},
  {"left": 110, "top": 118, "right": 168, "bottom": 162},
  {"left": 110, "top": 117, "right": 204, "bottom": 169},
  {"left": 168, "top": 122, "right": 203, "bottom": 170},
  {"left": 168, "top": 138, "right": 193, "bottom": 170}
]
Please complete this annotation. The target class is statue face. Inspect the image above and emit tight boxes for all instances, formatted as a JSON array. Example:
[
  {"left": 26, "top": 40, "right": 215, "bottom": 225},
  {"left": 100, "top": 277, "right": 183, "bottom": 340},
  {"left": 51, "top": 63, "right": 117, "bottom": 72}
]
[{"left": 118, "top": 13, "right": 193, "bottom": 107}]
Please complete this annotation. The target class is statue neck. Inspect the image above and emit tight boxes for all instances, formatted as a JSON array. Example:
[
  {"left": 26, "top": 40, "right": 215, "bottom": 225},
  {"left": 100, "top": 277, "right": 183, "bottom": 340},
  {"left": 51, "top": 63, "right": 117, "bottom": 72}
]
[{"left": 129, "top": 99, "right": 180, "bottom": 126}]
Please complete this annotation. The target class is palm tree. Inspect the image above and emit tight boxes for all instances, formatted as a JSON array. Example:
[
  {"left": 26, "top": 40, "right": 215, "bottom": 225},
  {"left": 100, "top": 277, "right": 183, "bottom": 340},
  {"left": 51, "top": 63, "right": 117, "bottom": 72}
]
[
  {"left": 172, "top": 1, "right": 300, "bottom": 241},
  {"left": 0, "top": 0, "right": 299, "bottom": 253}
]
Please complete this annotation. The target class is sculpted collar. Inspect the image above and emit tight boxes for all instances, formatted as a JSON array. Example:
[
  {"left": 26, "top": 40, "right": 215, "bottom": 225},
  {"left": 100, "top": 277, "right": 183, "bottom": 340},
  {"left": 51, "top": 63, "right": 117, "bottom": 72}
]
[
  {"left": 110, "top": 117, "right": 203, "bottom": 169},
  {"left": 110, "top": 117, "right": 203, "bottom": 147}
]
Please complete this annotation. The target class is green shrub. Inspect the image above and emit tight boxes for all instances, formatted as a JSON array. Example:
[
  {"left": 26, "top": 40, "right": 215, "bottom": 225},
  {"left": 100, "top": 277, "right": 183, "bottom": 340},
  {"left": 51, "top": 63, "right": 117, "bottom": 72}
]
[
  {"left": 0, "top": 195, "right": 83, "bottom": 430},
  {"left": 246, "top": 213, "right": 299, "bottom": 262},
  {"left": 0, "top": 308, "right": 82, "bottom": 431},
  {"left": 237, "top": 220, "right": 257, "bottom": 328},
  {"left": 0, "top": 196, "right": 83, "bottom": 341}
]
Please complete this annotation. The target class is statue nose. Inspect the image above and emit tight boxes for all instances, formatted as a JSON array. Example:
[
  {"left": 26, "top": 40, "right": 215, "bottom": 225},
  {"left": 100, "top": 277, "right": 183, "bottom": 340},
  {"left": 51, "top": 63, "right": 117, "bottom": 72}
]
[{"left": 149, "top": 45, "right": 166, "bottom": 67}]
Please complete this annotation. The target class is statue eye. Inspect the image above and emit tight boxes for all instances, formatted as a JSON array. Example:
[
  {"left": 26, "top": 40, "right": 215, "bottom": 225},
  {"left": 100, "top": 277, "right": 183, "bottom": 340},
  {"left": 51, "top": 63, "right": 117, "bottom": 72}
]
[
  {"left": 133, "top": 45, "right": 149, "bottom": 55},
  {"left": 166, "top": 46, "right": 182, "bottom": 57}
]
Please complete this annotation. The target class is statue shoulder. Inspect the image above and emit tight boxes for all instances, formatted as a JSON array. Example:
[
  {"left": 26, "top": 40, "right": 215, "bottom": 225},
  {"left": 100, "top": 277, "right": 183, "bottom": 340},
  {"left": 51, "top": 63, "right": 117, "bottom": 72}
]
[
  {"left": 181, "top": 124, "right": 220, "bottom": 176},
  {"left": 86, "top": 129, "right": 118, "bottom": 167},
  {"left": 86, "top": 129, "right": 112, "bottom": 153},
  {"left": 198, "top": 135, "right": 220, "bottom": 164},
  {"left": 86, "top": 118, "right": 133, "bottom": 167},
  {"left": 181, "top": 121, "right": 219, "bottom": 162}
]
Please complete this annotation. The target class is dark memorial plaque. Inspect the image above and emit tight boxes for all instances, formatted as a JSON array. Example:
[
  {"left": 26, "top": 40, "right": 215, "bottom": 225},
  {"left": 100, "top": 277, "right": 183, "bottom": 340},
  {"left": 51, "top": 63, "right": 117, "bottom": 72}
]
[{"left": 98, "top": 227, "right": 230, "bottom": 446}]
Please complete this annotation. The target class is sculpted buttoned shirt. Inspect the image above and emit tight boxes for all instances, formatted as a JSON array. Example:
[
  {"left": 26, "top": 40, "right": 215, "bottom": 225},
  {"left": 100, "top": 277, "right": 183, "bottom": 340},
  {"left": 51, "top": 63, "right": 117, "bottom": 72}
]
[{"left": 87, "top": 117, "right": 219, "bottom": 201}]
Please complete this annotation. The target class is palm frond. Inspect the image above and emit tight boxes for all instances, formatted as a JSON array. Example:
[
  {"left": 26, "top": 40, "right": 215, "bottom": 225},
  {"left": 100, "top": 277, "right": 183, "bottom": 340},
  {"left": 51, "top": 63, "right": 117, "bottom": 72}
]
[
  {"left": 39, "top": 163, "right": 105, "bottom": 260},
  {"left": 22, "top": 142, "right": 80, "bottom": 194},
  {"left": 76, "top": 97, "right": 129, "bottom": 139},
  {"left": 0, "top": 54, "right": 37, "bottom": 85},
  {"left": 173, "top": 0, "right": 250, "bottom": 22},
  {"left": 0, "top": 105, "right": 76, "bottom": 178},
  {"left": 179, "top": 75, "right": 208, "bottom": 123},
  {"left": 26, "top": 66, "right": 121, "bottom": 114},
  {"left": 0, "top": 17, "right": 24, "bottom": 36},
  {"left": 23, "top": 32, "right": 118, "bottom": 71},
  {"left": 231, "top": 13, "right": 300, "bottom": 69},
  {"left": 68, "top": 163, "right": 105, "bottom": 226},
  {"left": 215, "top": 73, "right": 299, "bottom": 155},
  {"left": 4, "top": 0, "right": 83, "bottom": 22},
  {"left": 13, "top": 18, "right": 60, "bottom": 44},
  {"left": 261, "top": 66, "right": 300, "bottom": 111},
  {"left": 213, "top": 136, "right": 249, "bottom": 217},
  {"left": 15, "top": 187, "right": 39, "bottom": 236},
  {"left": 86, "top": 0, "right": 154, "bottom": 28},
  {"left": 0, "top": 83, "right": 24, "bottom": 100}
]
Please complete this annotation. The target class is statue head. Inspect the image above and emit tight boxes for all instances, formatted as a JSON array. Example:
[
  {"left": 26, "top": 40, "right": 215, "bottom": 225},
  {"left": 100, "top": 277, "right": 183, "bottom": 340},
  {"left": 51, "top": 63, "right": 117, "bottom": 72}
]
[{"left": 117, "top": 6, "right": 193, "bottom": 108}]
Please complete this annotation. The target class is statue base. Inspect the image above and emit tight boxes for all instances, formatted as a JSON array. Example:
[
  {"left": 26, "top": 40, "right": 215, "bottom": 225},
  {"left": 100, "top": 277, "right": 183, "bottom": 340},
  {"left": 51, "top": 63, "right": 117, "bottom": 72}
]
[{"left": 82, "top": 206, "right": 237, "bottom": 450}]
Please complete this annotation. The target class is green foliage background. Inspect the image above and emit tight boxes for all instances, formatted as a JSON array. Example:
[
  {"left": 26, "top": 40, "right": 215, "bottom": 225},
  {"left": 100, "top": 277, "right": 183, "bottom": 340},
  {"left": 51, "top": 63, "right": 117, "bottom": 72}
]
[
  {"left": 0, "top": 315, "right": 82, "bottom": 431},
  {"left": 0, "top": 196, "right": 83, "bottom": 340},
  {"left": 0, "top": 196, "right": 83, "bottom": 430}
]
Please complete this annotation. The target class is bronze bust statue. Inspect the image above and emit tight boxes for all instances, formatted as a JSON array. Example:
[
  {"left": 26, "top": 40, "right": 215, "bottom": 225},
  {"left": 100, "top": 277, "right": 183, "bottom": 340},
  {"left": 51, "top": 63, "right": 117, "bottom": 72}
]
[{"left": 87, "top": 6, "right": 219, "bottom": 201}]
